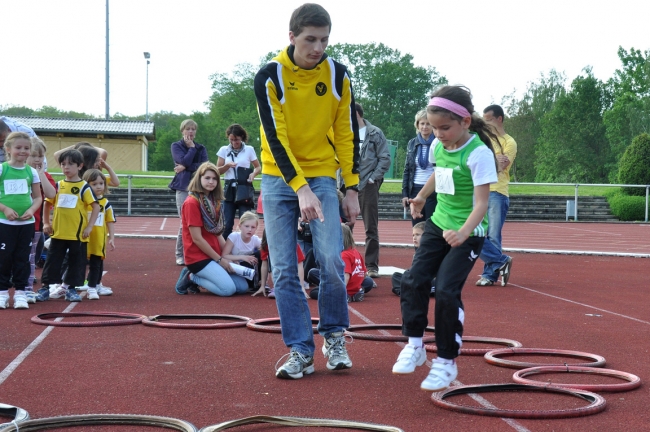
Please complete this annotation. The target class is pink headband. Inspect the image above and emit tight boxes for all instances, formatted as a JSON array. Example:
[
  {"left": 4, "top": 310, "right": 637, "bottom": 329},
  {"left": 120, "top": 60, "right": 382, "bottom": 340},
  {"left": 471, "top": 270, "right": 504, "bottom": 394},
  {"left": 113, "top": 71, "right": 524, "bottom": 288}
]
[{"left": 428, "top": 97, "right": 471, "bottom": 118}]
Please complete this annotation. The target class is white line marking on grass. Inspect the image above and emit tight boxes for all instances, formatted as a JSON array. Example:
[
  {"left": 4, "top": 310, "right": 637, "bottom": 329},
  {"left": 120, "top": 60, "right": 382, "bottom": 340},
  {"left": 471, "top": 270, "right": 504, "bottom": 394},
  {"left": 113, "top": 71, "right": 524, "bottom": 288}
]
[
  {"left": 510, "top": 283, "right": 650, "bottom": 325},
  {"left": 347, "top": 306, "right": 531, "bottom": 432},
  {"left": 160, "top": 218, "right": 167, "bottom": 230},
  {"left": 0, "top": 302, "right": 78, "bottom": 386}
]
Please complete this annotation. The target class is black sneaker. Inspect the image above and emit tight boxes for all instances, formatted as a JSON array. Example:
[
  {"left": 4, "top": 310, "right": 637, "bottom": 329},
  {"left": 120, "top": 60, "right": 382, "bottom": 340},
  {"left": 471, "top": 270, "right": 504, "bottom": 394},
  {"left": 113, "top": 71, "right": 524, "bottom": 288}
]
[
  {"left": 347, "top": 289, "right": 364, "bottom": 302},
  {"left": 499, "top": 257, "right": 513, "bottom": 286}
]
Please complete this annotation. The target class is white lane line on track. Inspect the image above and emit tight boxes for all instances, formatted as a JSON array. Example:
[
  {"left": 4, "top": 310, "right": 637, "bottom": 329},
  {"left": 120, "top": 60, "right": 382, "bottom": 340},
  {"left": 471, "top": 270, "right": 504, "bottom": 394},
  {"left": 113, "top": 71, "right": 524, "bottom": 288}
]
[
  {"left": 160, "top": 218, "right": 167, "bottom": 230},
  {"left": 347, "top": 306, "right": 531, "bottom": 432},
  {"left": 510, "top": 283, "right": 650, "bottom": 325},
  {"left": 526, "top": 223, "right": 622, "bottom": 236},
  {"left": 0, "top": 302, "right": 78, "bottom": 386}
]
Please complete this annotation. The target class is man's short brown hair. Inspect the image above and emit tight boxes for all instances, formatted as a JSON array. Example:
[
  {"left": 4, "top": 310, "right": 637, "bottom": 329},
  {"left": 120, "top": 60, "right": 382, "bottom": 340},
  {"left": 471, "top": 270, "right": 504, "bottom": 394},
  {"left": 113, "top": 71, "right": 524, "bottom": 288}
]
[{"left": 289, "top": 3, "right": 331, "bottom": 36}]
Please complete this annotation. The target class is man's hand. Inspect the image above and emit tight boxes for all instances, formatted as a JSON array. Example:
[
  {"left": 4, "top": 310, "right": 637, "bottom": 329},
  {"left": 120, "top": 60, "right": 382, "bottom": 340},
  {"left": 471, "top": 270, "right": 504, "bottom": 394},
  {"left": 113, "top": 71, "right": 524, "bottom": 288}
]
[
  {"left": 297, "top": 185, "right": 324, "bottom": 222},
  {"left": 496, "top": 154, "right": 510, "bottom": 171},
  {"left": 409, "top": 196, "right": 426, "bottom": 219},
  {"left": 341, "top": 189, "right": 360, "bottom": 224}
]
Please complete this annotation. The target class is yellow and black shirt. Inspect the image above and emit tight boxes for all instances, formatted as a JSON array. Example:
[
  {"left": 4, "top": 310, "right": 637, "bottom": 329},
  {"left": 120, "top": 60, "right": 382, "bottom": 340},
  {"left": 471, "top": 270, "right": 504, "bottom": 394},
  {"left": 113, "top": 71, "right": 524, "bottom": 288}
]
[{"left": 46, "top": 179, "right": 97, "bottom": 242}]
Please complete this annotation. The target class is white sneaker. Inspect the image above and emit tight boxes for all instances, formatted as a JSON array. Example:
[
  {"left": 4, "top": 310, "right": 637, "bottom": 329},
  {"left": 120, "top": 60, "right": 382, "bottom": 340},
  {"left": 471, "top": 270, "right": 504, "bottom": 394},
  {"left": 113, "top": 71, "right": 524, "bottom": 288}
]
[
  {"left": 392, "top": 344, "right": 427, "bottom": 374},
  {"left": 77, "top": 284, "right": 89, "bottom": 291},
  {"left": 420, "top": 359, "right": 458, "bottom": 391},
  {"left": 25, "top": 291, "right": 37, "bottom": 304},
  {"left": 49, "top": 285, "right": 68, "bottom": 299},
  {"left": 13, "top": 291, "right": 29, "bottom": 309},
  {"left": 97, "top": 283, "right": 113, "bottom": 296},
  {"left": 0, "top": 292, "right": 9, "bottom": 309},
  {"left": 87, "top": 287, "right": 99, "bottom": 300}
]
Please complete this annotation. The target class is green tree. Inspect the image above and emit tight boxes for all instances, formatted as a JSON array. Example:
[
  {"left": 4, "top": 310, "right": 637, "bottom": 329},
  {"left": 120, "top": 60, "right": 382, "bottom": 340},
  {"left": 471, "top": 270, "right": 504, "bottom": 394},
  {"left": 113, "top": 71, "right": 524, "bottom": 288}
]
[
  {"left": 535, "top": 69, "right": 610, "bottom": 183},
  {"left": 502, "top": 70, "right": 566, "bottom": 181},
  {"left": 618, "top": 133, "right": 650, "bottom": 195}
]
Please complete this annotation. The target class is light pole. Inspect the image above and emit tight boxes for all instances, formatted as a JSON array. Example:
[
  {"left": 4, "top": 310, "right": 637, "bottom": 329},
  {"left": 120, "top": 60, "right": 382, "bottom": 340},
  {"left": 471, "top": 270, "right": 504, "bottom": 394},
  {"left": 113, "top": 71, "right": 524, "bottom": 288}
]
[{"left": 144, "top": 52, "right": 150, "bottom": 121}]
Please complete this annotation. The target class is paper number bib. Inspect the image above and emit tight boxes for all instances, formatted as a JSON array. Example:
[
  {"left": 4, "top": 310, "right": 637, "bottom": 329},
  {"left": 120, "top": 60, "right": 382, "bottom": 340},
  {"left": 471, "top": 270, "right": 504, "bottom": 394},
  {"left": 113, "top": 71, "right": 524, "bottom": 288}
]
[
  {"left": 3, "top": 179, "right": 28, "bottom": 195},
  {"left": 435, "top": 167, "right": 455, "bottom": 195},
  {"left": 57, "top": 194, "right": 79, "bottom": 208},
  {"left": 88, "top": 211, "right": 104, "bottom": 226}
]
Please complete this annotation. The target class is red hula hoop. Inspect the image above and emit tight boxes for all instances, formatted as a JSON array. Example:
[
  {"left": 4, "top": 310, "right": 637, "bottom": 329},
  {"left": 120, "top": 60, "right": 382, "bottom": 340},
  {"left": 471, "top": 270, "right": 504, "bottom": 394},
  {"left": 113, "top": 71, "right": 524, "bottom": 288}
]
[
  {"left": 246, "top": 317, "right": 319, "bottom": 334},
  {"left": 344, "top": 324, "right": 435, "bottom": 342},
  {"left": 425, "top": 336, "right": 523, "bottom": 356},
  {"left": 512, "top": 365, "right": 641, "bottom": 392},
  {"left": 142, "top": 314, "right": 252, "bottom": 329},
  {"left": 484, "top": 348, "right": 606, "bottom": 369},
  {"left": 31, "top": 312, "right": 145, "bottom": 327}
]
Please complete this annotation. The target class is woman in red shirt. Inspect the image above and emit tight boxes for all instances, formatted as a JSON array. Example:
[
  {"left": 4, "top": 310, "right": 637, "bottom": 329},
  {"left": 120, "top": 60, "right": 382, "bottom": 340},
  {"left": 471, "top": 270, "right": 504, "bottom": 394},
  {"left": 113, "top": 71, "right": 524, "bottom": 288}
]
[{"left": 175, "top": 162, "right": 248, "bottom": 296}]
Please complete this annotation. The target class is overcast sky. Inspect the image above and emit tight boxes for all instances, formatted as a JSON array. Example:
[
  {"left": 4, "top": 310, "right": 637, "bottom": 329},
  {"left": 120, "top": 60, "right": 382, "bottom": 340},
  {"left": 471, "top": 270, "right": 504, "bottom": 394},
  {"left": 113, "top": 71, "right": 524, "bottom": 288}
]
[{"left": 2, "top": 0, "right": 648, "bottom": 119}]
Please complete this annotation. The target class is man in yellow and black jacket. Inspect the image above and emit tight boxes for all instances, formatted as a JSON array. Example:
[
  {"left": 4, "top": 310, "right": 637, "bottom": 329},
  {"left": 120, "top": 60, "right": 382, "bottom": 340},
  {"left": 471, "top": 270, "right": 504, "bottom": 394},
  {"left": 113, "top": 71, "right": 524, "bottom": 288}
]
[{"left": 254, "top": 3, "right": 360, "bottom": 380}]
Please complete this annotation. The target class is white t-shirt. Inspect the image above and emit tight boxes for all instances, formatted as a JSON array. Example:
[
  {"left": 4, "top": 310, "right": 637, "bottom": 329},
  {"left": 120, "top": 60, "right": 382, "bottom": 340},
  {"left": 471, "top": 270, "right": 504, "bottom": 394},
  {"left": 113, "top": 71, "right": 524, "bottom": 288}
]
[
  {"left": 216, "top": 144, "right": 258, "bottom": 181},
  {"left": 227, "top": 232, "right": 261, "bottom": 262},
  {"left": 429, "top": 137, "right": 497, "bottom": 186},
  {"left": 358, "top": 127, "right": 367, "bottom": 153}
]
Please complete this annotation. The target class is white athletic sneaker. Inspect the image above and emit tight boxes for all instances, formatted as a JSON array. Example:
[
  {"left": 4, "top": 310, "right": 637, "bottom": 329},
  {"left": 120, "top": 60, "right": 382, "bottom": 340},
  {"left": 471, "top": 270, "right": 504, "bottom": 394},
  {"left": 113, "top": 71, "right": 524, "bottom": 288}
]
[
  {"left": 87, "top": 287, "right": 100, "bottom": 300},
  {"left": 25, "top": 291, "right": 37, "bottom": 304},
  {"left": 13, "top": 291, "right": 29, "bottom": 309},
  {"left": 77, "top": 284, "right": 89, "bottom": 291},
  {"left": 49, "top": 285, "right": 68, "bottom": 299},
  {"left": 392, "top": 344, "right": 427, "bottom": 374},
  {"left": 0, "top": 292, "right": 9, "bottom": 309},
  {"left": 97, "top": 283, "right": 113, "bottom": 296},
  {"left": 420, "top": 358, "right": 458, "bottom": 391}
]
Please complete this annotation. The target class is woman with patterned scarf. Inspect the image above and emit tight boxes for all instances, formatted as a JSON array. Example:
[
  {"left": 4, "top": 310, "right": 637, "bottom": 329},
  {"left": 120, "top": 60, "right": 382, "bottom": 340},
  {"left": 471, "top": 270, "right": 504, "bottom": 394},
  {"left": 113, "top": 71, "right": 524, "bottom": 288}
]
[
  {"left": 401, "top": 109, "right": 438, "bottom": 226},
  {"left": 175, "top": 162, "right": 250, "bottom": 296}
]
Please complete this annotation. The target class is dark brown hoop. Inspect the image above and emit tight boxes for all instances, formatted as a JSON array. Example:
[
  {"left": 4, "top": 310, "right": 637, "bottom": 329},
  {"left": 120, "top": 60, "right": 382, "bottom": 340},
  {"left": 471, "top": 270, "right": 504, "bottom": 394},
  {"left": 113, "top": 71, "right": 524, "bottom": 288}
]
[
  {"left": 484, "top": 348, "right": 606, "bottom": 369},
  {"left": 431, "top": 383, "right": 606, "bottom": 419},
  {"left": 246, "top": 317, "right": 319, "bottom": 334},
  {"left": 344, "top": 324, "right": 435, "bottom": 342},
  {"left": 142, "top": 314, "right": 251, "bottom": 329},
  {"left": 512, "top": 365, "right": 641, "bottom": 392},
  {"left": 31, "top": 312, "right": 146, "bottom": 327}
]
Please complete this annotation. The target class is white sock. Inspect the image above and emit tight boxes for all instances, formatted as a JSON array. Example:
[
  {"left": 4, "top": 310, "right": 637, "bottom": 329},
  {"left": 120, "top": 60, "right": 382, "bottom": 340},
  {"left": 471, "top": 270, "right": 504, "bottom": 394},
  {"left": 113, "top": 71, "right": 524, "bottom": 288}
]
[
  {"left": 14, "top": 290, "right": 25, "bottom": 297},
  {"left": 436, "top": 356, "right": 455, "bottom": 365},
  {"left": 61, "top": 283, "right": 69, "bottom": 289},
  {"left": 408, "top": 337, "right": 423, "bottom": 347}
]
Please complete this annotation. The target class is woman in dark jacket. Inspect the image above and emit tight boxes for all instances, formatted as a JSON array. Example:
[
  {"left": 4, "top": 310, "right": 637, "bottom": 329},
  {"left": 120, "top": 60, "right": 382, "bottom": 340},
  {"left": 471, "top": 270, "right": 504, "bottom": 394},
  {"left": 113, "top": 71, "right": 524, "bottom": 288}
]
[
  {"left": 169, "top": 119, "right": 209, "bottom": 265},
  {"left": 401, "top": 109, "right": 437, "bottom": 226}
]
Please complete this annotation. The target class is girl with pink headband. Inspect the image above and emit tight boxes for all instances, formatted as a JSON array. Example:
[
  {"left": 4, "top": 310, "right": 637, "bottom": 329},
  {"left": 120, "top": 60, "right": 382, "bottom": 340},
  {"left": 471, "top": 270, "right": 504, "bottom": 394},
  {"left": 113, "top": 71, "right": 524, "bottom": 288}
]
[{"left": 392, "top": 85, "right": 499, "bottom": 391}]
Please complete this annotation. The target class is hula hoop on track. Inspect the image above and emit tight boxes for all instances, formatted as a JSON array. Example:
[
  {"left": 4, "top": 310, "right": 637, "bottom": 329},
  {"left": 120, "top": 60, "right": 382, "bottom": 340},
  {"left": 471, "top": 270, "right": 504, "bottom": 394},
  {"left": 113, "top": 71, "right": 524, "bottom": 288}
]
[
  {"left": 199, "top": 415, "right": 403, "bottom": 431},
  {"left": 425, "top": 336, "right": 523, "bottom": 356},
  {"left": 142, "top": 314, "right": 252, "bottom": 329},
  {"left": 30, "top": 312, "right": 146, "bottom": 327},
  {"left": 0, "top": 403, "right": 29, "bottom": 425},
  {"left": 0, "top": 413, "right": 197, "bottom": 432},
  {"left": 246, "top": 317, "right": 319, "bottom": 334},
  {"left": 484, "top": 348, "right": 606, "bottom": 369},
  {"left": 344, "top": 324, "right": 435, "bottom": 342},
  {"left": 431, "top": 383, "right": 606, "bottom": 419},
  {"left": 513, "top": 365, "right": 641, "bottom": 392}
]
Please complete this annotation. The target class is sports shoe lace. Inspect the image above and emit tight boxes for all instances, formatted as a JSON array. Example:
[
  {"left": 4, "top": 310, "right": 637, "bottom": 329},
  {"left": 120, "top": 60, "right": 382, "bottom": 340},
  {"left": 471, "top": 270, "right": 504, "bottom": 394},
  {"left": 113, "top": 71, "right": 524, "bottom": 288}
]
[
  {"left": 324, "top": 334, "right": 353, "bottom": 359},
  {"left": 275, "top": 351, "right": 310, "bottom": 372}
]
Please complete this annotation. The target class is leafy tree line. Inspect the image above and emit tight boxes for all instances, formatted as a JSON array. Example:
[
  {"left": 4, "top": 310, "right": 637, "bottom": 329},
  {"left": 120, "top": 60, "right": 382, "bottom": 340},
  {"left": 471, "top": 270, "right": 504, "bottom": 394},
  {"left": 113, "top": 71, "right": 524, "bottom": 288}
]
[
  {"left": 503, "top": 46, "right": 650, "bottom": 186},
  {"left": 3, "top": 44, "right": 649, "bottom": 190}
]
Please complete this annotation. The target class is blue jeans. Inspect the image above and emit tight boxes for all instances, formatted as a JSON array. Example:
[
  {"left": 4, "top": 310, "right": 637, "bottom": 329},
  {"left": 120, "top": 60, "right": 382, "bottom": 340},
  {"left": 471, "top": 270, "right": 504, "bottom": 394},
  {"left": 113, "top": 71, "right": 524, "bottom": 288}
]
[
  {"left": 190, "top": 261, "right": 249, "bottom": 296},
  {"left": 480, "top": 192, "right": 510, "bottom": 281},
  {"left": 262, "top": 175, "right": 348, "bottom": 356}
]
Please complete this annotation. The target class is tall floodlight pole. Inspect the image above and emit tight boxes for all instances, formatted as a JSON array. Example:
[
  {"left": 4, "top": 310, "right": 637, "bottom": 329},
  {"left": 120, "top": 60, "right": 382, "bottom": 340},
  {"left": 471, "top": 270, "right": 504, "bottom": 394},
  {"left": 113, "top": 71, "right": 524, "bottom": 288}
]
[
  {"left": 105, "top": 0, "right": 110, "bottom": 119},
  {"left": 144, "top": 52, "right": 150, "bottom": 121}
]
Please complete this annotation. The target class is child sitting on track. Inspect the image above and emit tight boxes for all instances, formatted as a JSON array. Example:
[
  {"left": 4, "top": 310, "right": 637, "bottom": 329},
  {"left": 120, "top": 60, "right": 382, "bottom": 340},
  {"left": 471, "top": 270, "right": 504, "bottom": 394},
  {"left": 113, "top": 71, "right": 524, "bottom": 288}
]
[
  {"left": 308, "top": 224, "right": 375, "bottom": 302},
  {"left": 0, "top": 132, "right": 43, "bottom": 309},
  {"left": 222, "top": 211, "right": 262, "bottom": 291},
  {"left": 36, "top": 149, "right": 100, "bottom": 302},
  {"left": 253, "top": 228, "right": 307, "bottom": 299},
  {"left": 392, "top": 85, "right": 498, "bottom": 391},
  {"left": 81, "top": 169, "right": 116, "bottom": 300},
  {"left": 391, "top": 222, "right": 436, "bottom": 297}
]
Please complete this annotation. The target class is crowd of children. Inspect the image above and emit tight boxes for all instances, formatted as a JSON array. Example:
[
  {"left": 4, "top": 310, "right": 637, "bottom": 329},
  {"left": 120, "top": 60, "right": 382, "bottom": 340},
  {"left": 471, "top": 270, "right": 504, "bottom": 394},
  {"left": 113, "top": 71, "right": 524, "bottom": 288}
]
[{"left": 0, "top": 134, "right": 118, "bottom": 309}]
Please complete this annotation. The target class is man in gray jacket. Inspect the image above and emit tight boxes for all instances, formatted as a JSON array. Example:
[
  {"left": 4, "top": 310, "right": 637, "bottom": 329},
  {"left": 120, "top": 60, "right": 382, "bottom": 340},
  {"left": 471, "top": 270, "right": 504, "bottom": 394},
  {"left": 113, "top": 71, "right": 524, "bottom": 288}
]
[{"left": 355, "top": 103, "right": 391, "bottom": 277}]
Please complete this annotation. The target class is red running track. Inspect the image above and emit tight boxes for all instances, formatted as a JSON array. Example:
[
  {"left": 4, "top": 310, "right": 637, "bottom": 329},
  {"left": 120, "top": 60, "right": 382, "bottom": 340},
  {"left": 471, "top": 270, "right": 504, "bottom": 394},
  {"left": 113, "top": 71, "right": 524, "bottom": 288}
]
[
  {"left": 0, "top": 239, "right": 649, "bottom": 431},
  {"left": 117, "top": 217, "right": 650, "bottom": 256}
]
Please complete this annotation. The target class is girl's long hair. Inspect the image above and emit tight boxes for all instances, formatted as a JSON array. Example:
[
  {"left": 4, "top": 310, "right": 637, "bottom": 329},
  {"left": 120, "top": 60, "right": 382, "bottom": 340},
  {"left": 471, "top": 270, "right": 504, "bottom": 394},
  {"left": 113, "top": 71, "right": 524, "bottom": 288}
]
[
  {"left": 427, "top": 85, "right": 500, "bottom": 171},
  {"left": 187, "top": 161, "right": 224, "bottom": 201}
]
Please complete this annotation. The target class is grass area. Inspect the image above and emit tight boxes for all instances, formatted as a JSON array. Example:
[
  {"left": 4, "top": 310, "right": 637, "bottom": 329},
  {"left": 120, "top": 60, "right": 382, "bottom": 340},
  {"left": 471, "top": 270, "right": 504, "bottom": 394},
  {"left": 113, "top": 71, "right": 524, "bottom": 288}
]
[{"left": 48, "top": 170, "right": 623, "bottom": 196}]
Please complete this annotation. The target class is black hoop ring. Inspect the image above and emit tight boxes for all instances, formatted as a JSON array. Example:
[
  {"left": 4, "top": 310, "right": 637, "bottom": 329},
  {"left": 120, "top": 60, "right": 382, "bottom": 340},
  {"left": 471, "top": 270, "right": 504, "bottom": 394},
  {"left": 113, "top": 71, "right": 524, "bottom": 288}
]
[
  {"left": 513, "top": 365, "right": 641, "bottom": 392},
  {"left": 485, "top": 348, "right": 606, "bottom": 369},
  {"left": 431, "top": 383, "right": 606, "bottom": 419},
  {"left": 31, "top": 312, "right": 146, "bottom": 327},
  {"left": 425, "top": 336, "right": 523, "bottom": 356},
  {"left": 246, "top": 317, "right": 319, "bottom": 334},
  {"left": 142, "top": 314, "right": 251, "bottom": 329},
  {"left": 344, "top": 324, "right": 435, "bottom": 342}
]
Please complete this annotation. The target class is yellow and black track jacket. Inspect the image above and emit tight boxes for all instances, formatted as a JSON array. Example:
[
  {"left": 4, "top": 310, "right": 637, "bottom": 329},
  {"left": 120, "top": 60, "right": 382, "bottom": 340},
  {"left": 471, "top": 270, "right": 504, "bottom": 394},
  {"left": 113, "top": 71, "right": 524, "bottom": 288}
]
[{"left": 254, "top": 46, "right": 360, "bottom": 192}]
